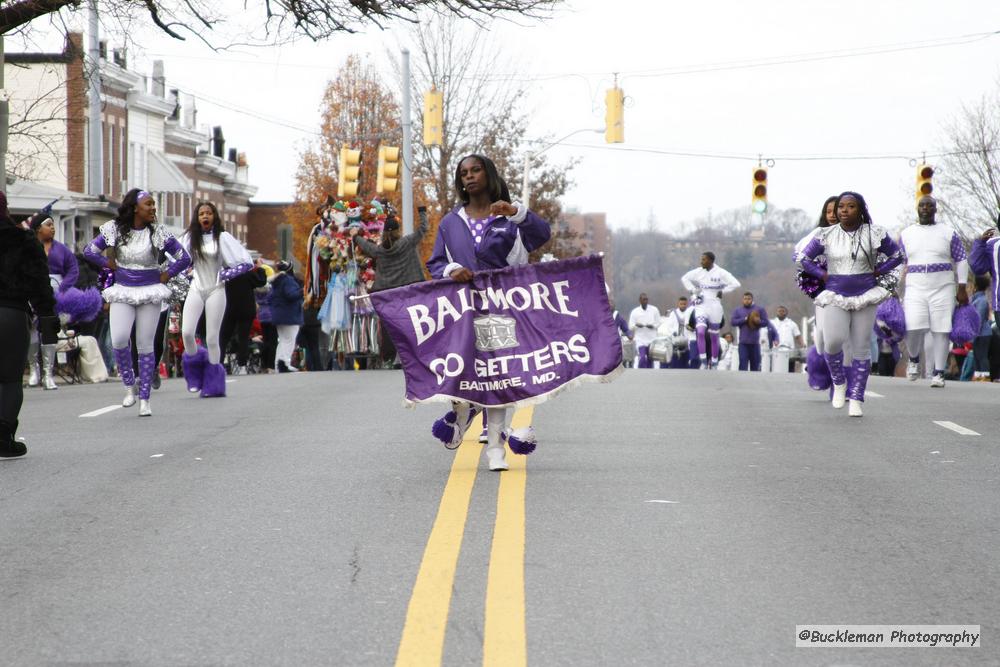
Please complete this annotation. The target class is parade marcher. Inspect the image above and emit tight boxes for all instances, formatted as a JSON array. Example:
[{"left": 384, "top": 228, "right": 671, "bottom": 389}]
[
  {"left": 770, "top": 305, "right": 803, "bottom": 372},
  {"left": 426, "top": 153, "right": 551, "bottom": 471},
  {"left": 178, "top": 202, "right": 253, "bottom": 396},
  {"left": 664, "top": 295, "right": 696, "bottom": 369},
  {"left": 730, "top": 292, "right": 770, "bottom": 371},
  {"left": 970, "top": 274, "right": 992, "bottom": 381},
  {"left": 269, "top": 260, "right": 305, "bottom": 373},
  {"left": 351, "top": 207, "right": 429, "bottom": 366},
  {"left": 798, "top": 191, "right": 903, "bottom": 417},
  {"left": 794, "top": 196, "right": 839, "bottom": 369},
  {"left": 84, "top": 189, "right": 191, "bottom": 416},
  {"left": 627, "top": 293, "right": 661, "bottom": 369},
  {"left": 899, "top": 195, "right": 969, "bottom": 388},
  {"left": 25, "top": 212, "right": 101, "bottom": 390},
  {"left": 0, "top": 192, "right": 59, "bottom": 456},
  {"left": 681, "top": 251, "right": 741, "bottom": 368},
  {"left": 220, "top": 261, "right": 268, "bottom": 375}
]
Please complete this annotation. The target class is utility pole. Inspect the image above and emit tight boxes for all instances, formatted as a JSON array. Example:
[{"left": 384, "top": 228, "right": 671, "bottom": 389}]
[
  {"left": 1, "top": 35, "right": 8, "bottom": 193},
  {"left": 87, "top": 0, "right": 103, "bottom": 196},
  {"left": 400, "top": 48, "right": 413, "bottom": 235}
]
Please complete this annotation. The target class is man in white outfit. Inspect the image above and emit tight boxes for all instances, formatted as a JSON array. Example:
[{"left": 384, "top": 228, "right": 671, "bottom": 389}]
[
  {"left": 628, "top": 292, "right": 661, "bottom": 369},
  {"left": 681, "top": 252, "right": 741, "bottom": 368},
  {"left": 770, "top": 305, "right": 803, "bottom": 373},
  {"left": 899, "top": 196, "right": 969, "bottom": 388}
]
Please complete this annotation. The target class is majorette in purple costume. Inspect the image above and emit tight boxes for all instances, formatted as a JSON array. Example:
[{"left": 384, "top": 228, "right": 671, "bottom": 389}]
[
  {"left": 84, "top": 189, "right": 190, "bottom": 416},
  {"left": 797, "top": 191, "right": 903, "bottom": 417},
  {"left": 793, "top": 196, "right": 839, "bottom": 393},
  {"left": 178, "top": 202, "right": 253, "bottom": 399},
  {"left": 426, "top": 154, "right": 550, "bottom": 471}
]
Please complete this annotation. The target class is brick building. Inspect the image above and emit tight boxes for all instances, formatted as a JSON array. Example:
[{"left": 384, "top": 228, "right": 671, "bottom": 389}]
[{"left": 3, "top": 33, "right": 258, "bottom": 249}]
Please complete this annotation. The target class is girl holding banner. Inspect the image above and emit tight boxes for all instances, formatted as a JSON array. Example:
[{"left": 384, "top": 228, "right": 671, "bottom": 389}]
[{"left": 426, "top": 154, "right": 551, "bottom": 471}]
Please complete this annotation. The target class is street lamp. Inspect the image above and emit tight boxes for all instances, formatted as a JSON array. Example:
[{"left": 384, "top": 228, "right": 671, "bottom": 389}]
[{"left": 521, "top": 127, "right": 604, "bottom": 208}]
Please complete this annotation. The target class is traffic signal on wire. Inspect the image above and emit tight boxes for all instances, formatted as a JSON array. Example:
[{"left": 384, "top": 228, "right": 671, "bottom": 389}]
[
  {"left": 916, "top": 163, "right": 934, "bottom": 203},
  {"left": 338, "top": 146, "right": 361, "bottom": 198},
  {"left": 423, "top": 90, "right": 443, "bottom": 146},
  {"left": 376, "top": 145, "right": 400, "bottom": 193},
  {"left": 751, "top": 167, "right": 768, "bottom": 213},
  {"left": 605, "top": 87, "right": 624, "bottom": 143}
]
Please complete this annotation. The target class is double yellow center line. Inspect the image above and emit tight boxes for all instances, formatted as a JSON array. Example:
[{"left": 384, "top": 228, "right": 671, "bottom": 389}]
[{"left": 395, "top": 407, "right": 533, "bottom": 667}]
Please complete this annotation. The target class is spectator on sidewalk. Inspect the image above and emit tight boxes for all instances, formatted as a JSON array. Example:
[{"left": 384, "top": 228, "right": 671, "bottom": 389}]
[{"left": 971, "top": 274, "right": 992, "bottom": 381}]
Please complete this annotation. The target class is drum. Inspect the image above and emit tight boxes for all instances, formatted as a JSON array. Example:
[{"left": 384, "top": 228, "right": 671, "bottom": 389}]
[{"left": 649, "top": 337, "right": 673, "bottom": 363}]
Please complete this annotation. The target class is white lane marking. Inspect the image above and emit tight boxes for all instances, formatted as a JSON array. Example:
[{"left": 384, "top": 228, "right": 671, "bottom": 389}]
[
  {"left": 866, "top": 391, "right": 885, "bottom": 398},
  {"left": 933, "top": 421, "right": 981, "bottom": 436},
  {"left": 150, "top": 454, "right": 164, "bottom": 458},
  {"left": 79, "top": 405, "right": 122, "bottom": 418},
  {"left": 645, "top": 500, "right": 679, "bottom": 504},
  {"left": 941, "top": 460, "right": 956, "bottom": 463},
  {"left": 226, "top": 379, "right": 236, "bottom": 384},
  {"left": 930, "top": 451, "right": 940, "bottom": 455}
]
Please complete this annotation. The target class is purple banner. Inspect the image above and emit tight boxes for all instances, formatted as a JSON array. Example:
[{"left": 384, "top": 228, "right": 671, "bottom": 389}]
[{"left": 369, "top": 255, "right": 623, "bottom": 408}]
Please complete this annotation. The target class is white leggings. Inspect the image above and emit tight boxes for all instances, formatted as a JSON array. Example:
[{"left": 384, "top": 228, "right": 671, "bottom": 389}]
[
  {"left": 110, "top": 302, "right": 162, "bottom": 354},
  {"left": 276, "top": 324, "right": 300, "bottom": 366},
  {"left": 906, "top": 329, "right": 951, "bottom": 374},
  {"left": 821, "top": 305, "right": 876, "bottom": 361},
  {"left": 182, "top": 287, "right": 227, "bottom": 364}
]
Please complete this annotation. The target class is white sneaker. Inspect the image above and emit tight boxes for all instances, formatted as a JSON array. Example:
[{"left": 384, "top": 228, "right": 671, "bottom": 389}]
[
  {"left": 848, "top": 399, "right": 863, "bottom": 417},
  {"left": 138, "top": 399, "right": 152, "bottom": 417},
  {"left": 122, "top": 386, "right": 137, "bottom": 407},
  {"left": 831, "top": 383, "right": 847, "bottom": 409},
  {"left": 930, "top": 373, "right": 945, "bottom": 388},
  {"left": 478, "top": 428, "right": 488, "bottom": 444},
  {"left": 486, "top": 448, "right": 509, "bottom": 471},
  {"left": 906, "top": 362, "right": 919, "bottom": 381}
]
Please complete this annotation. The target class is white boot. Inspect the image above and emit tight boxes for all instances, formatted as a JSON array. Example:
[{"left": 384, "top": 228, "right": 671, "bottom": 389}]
[
  {"left": 848, "top": 399, "right": 863, "bottom": 417},
  {"left": 27, "top": 342, "right": 40, "bottom": 387},
  {"left": 831, "top": 382, "right": 847, "bottom": 409},
  {"left": 41, "top": 344, "right": 58, "bottom": 390},
  {"left": 138, "top": 399, "right": 151, "bottom": 417},
  {"left": 122, "top": 385, "right": 137, "bottom": 408},
  {"left": 485, "top": 408, "right": 508, "bottom": 471}
]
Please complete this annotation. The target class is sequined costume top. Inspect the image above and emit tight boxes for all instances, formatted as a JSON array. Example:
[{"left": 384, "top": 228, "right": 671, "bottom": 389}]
[
  {"left": 84, "top": 221, "right": 190, "bottom": 306},
  {"left": 798, "top": 223, "right": 903, "bottom": 311}
]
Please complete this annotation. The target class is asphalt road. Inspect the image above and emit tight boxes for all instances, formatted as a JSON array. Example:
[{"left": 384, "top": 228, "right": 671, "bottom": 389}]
[{"left": 2, "top": 369, "right": 997, "bottom": 666}]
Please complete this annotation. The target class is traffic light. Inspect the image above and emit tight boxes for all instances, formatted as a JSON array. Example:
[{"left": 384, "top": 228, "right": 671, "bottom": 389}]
[
  {"left": 376, "top": 145, "right": 400, "bottom": 193},
  {"left": 338, "top": 146, "right": 361, "bottom": 198},
  {"left": 605, "top": 87, "right": 624, "bottom": 143},
  {"left": 423, "top": 90, "right": 443, "bottom": 146},
  {"left": 916, "top": 163, "right": 934, "bottom": 203},
  {"left": 751, "top": 167, "right": 768, "bottom": 214}
]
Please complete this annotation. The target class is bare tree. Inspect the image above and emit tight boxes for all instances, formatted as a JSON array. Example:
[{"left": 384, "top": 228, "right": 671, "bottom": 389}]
[
  {"left": 398, "top": 14, "right": 575, "bottom": 260},
  {"left": 937, "top": 87, "right": 1000, "bottom": 241},
  {"left": 0, "top": 0, "right": 559, "bottom": 45}
]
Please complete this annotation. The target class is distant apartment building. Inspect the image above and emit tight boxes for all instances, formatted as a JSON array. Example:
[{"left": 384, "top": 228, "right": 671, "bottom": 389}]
[{"left": 3, "top": 33, "right": 257, "bottom": 249}]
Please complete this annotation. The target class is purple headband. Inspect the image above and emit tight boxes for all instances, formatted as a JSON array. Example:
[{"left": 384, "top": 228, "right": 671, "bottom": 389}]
[{"left": 137, "top": 190, "right": 152, "bottom": 202}]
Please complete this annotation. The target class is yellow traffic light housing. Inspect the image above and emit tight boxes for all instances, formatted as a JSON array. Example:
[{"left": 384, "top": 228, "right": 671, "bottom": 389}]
[
  {"left": 423, "top": 90, "right": 443, "bottom": 146},
  {"left": 605, "top": 87, "right": 624, "bottom": 144},
  {"left": 916, "top": 163, "right": 934, "bottom": 203},
  {"left": 377, "top": 145, "right": 400, "bottom": 193},
  {"left": 338, "top": 146, "right": 361, "bottom": 198},
  {"left": 751, "top": 167, "right": 768, "bottom": 213}
]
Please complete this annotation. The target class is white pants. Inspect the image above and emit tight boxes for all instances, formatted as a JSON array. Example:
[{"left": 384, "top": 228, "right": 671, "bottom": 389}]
[
  {"left": 110, "top": 302, "right": 162, "bottom": 354},
  {"left": 821, "top": 305, "right": 877, "bottom": 361},
  {"left": 904, "top": 283, "right": 956, "bottom": 332},
  {"left": 276, "top": 324, "right": 300, "bottom": 367},
  {"left": 182, "top": 286, "right": 227, "bottom": 364}
]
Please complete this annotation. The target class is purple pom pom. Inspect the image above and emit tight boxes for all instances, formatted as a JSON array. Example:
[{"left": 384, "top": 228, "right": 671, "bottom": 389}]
[
  {"left": 55, "top": 287, "right": 103, "bottom": 323},
  {"left": 432, "top": 410, "right": 458, "bottom": 447},
  {"left": 796, "top": 271, "right": 824, "bottom": 299},
  {"left": 98, "top": 267, "right": 115, "bottom": 291},
  {"left": 873, "top": 296, "right": 906, "bottom": 343},
  {"left": 950, "top": 303, "right": 981, "bottom": 345},
  {"left": 506, "top": 427, "right": 537, "bottom": 455},
  {"left": 806, "top": 345, "right": 831, "bottom": 391}
]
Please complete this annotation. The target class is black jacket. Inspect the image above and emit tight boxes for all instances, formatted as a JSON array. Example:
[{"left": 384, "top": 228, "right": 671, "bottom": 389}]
[
  {"left": 0, "top": 221, "right": 56, "bottom": 316},
  {"left": 224, "top": 267, "right": 268, "bottom": 318}
]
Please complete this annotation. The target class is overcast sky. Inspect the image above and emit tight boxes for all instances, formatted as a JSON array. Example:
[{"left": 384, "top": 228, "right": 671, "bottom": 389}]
[{"left": 15, "top": 0, "right": 1000, "bottom": 232}]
